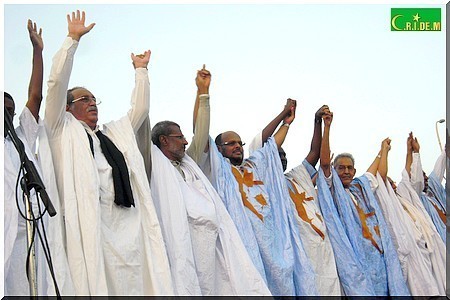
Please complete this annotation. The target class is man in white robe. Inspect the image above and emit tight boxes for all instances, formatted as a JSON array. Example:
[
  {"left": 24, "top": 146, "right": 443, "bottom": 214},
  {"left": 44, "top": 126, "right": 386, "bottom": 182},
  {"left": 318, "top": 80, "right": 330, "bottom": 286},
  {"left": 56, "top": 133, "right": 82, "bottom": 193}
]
[
  {"left": 394, "top": 132, "right": 446, "bottom": 294},
  {"left": 249, "top": 105, "right": 341, "bottom": 296},
  {"left": 43, "top": 10, "right": 172, "bottom": 295},
  {"left": 4, "top": 20, "right": 74, "bottom": 296},
  {"left": 372, "top": 132, "right": 443, "bottom": 295},
  {"left": 148, "top": 66, "right": 270, "bottom": 296}
]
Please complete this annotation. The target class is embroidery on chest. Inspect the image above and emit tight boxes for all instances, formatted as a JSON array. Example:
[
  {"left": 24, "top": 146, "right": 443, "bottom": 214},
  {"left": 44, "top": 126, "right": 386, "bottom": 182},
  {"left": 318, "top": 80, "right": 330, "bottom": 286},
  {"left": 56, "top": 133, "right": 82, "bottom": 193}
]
[
  {"left": 231, "top": 166, "right": 267, "bottom": 221},
  {"left": 288, "top": 180, "right": 325, "bottom": 239}
]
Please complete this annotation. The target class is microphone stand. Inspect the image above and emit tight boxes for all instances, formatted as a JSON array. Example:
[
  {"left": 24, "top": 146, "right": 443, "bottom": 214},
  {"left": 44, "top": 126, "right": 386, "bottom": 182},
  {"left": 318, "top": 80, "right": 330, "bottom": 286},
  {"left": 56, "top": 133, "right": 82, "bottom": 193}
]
[{"left": 4, "top": 109, "right": 57, "bottom": 296}]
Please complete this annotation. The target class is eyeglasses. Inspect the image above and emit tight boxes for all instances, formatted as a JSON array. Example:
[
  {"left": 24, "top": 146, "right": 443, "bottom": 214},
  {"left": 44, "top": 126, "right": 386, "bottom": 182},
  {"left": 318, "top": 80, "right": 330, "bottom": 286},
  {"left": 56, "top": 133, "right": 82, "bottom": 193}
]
[
  {"left": 166, "top": 135, "right": 187, "bottom": 140},
  {"left": 71, "top": 96, "right": 102, "bottom": 105},
  {"left": 336, "top": 165, "right": 355, "bottom": 172},
  {"left": 220, "top": 140, "right": 245, "bottom": 147}
]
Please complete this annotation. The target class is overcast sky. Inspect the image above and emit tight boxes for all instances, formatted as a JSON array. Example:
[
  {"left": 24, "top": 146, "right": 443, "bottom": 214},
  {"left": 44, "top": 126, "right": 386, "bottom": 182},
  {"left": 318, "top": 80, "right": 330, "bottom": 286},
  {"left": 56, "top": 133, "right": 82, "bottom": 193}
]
[{"left": 2, "top": 1, "right": 447, "bottom": 183}]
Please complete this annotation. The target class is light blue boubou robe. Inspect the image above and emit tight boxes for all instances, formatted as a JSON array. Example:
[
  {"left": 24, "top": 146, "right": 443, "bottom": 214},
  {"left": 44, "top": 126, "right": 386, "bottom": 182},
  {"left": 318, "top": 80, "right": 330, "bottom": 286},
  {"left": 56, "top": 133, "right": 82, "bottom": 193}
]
[
  {"left": 316, "top": 168, "right": 410, "bottom": 296},
  {"left": 204, "top": 137, "right": 317, "bottom": 295}
]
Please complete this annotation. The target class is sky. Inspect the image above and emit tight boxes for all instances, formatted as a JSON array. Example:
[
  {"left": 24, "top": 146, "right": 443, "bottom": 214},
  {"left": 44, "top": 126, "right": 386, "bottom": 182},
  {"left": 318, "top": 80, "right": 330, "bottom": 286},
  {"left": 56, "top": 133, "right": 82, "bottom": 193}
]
[{"left": 2, "top": 1, "right": 447, "bottom": 184}]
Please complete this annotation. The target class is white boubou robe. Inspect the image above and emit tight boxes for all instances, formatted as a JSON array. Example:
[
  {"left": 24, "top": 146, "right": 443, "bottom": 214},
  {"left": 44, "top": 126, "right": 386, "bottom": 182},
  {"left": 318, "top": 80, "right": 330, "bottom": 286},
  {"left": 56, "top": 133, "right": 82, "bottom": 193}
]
[
  {"left": 44, "top": 37, "right": 173, "bottom": 295},
  {"left": 4, "top": 107, "right": 74, "bottom": 296},
  {"left": 396, "top": 155, "right": 446, "bottom": 295},
  {"left": 150, "top": 144, "right": 271, "bottom": 296},
  {"left": 373, "top": 172, "right": 442, "bottom": 296}
]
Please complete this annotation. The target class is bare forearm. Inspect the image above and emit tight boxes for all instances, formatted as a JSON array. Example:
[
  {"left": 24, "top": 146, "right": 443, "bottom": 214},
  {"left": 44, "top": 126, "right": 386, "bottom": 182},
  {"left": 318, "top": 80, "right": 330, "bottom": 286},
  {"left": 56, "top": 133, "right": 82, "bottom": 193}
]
[
  {"left": 274, "top": 124, "right": 289, "bottom": 148},
  {"left": 27, "top": 48, "right": 44, "bottom": 122},
  {"left": 305, "top": 119, "right": 322, "bottom": 166},
  {"left": 405, "top": 150, "right": 413, "bottom": 177},
  {"left": 261, "top": 110, "right": 286, "bottom": 144},
  {"left": 320, "top": 125, "right": 331, "bottom": 176},
  {"left": 378, "top": 149, "right": 389, "bottom": 181}
]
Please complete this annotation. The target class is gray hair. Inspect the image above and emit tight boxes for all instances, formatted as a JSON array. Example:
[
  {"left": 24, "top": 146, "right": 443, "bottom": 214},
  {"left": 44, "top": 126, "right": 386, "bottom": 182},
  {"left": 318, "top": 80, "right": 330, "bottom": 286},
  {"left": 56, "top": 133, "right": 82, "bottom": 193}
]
[
  {"left": 67, "top": 86, "right": 86, "bottom": 105},
  {"left": 151, "top": 121, "right": 180, "bottom": 148},
  {"left": 333, "top": 152, "right": 355, "bottom": 167}
]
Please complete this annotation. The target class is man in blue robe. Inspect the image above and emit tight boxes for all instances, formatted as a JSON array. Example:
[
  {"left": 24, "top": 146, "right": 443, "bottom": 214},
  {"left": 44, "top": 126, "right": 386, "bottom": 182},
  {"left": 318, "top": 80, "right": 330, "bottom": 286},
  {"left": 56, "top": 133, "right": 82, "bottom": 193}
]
[
  {"left": 316, "top": 109, "right": 410, "bottom": 296},
  {"left": 200, "top": 100, "right": 317, "bottom": 296}
]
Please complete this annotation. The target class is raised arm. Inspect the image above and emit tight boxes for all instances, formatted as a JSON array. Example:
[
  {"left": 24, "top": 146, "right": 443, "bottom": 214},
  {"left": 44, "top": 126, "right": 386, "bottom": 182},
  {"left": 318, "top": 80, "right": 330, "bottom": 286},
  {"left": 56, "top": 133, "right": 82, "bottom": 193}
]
[
  {"left": 259, "top": 98, "right": 296, "bottom": 145},
  {"left": 273, "top": 98, "right": 296, "bottom": 148},
  {"left": 405, "top": 132, "right": 414, "bottom": 177},
  {"left": 319, "top": 110, "right": 333, "bottom": 177},
  {"left": 373, "top": 138, "right": 391, "bottom": 181},
  {"left": 187, "top": 65, "right": 211, "bottom": 162},
  {"left": 192, "top": 64, "right": 211, "bottom": 130},
  {"left": 26, "top": 20, "right": 44, "bottom": 122},
  {"left": 305, "top": 105, "right": 328, "bottom": 167},
  {"left": 128, "top": 50, "right": 151, "bottom": 132},
  {"left": 45, "top": 10, "right": 95, "bottom": 134}
]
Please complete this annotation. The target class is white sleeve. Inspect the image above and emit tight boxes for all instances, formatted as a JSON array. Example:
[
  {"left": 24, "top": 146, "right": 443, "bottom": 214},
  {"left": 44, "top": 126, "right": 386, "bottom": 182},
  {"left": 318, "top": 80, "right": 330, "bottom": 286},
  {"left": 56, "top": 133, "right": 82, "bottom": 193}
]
[
  {"left": 363, "top": 171, "right": 379, "bottom": 192},
  {"left": 44, "top": 37, "right": 78, "bottom": 137},
  {"left": 248, "top": 131, "right": 263, "bottom": 155},
  {"left": 127, "top": 68, "right": 150, "bottom": 133},
  {"left": 186, "top": 94, "right": 210, "bottom": 164},
  {"left": 410, "top": 153, "right": 424, "bottom": 194},
  {"left": 430, "top": 150, "right": 446, "bottom": 183}
]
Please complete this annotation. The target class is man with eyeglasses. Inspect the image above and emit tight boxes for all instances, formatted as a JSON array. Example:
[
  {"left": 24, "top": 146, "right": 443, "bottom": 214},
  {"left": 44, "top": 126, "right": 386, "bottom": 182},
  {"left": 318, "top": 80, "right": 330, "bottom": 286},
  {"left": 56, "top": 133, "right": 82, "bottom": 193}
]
[
  {"left": 147, "top": 66, "right": 270, "bottom": 296},
  {"left": 4, "top": 20, "right": 75, "bottom": 296},
  {"left": 198, "top": 100, "right": 320, "bottom": 296},
  {"left": 316, "top": 110, "right": 410, "bottom": 296},
  {"left": 43, "top": 10, "right": 172, "bottom": 295}
]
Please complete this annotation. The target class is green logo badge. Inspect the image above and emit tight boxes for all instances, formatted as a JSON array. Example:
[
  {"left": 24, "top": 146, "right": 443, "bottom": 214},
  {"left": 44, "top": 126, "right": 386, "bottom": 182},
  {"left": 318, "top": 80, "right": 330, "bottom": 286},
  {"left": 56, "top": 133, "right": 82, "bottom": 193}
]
[{"left": 391, "top": 8, "right": 441, "bottom": 31}]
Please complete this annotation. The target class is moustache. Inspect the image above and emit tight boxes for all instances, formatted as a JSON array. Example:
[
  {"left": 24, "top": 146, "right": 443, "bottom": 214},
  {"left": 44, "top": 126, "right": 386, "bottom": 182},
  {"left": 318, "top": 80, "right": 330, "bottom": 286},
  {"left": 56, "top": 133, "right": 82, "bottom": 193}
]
[{"left": 87, "top": 106, "right": 98, "bottom": 112}]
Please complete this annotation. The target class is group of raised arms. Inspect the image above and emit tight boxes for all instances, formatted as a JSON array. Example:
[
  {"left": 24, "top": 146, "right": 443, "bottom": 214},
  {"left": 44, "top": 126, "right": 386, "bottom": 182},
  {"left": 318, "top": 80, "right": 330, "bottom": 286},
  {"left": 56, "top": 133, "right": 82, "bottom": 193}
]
[{"left": 4, "top": 10, "right": 447, "bottom": 297}]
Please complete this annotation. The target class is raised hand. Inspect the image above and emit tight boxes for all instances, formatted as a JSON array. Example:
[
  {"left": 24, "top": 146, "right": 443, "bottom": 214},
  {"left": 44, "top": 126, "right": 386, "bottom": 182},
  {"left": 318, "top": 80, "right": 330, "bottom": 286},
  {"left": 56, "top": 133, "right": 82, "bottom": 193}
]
[
  {"left": 131, "top": 50, "right": 151, "bottom": 69},
  {"left": 410, "top": 132, "right": 420, "bottom": 153},
  {"left": 67, "top": 10, "right": 95, "bottom": 41},
  {"left": 381, "top": 137, "right": 391, "bottom": 152},
  {"left": 195, "top": 64, "right": 211, "bottom": 94},
  {"left": 27, "top": 19, "right": 43, "bottom": 51},
  {"left": 322, "top": 110, "right": 333, "bottom": 127},
  {"left": 315, "top": 104, "right": 329, "bottom": 121},
  {"left": 283, "top": 98, "right": 297, "bottom": 125}
]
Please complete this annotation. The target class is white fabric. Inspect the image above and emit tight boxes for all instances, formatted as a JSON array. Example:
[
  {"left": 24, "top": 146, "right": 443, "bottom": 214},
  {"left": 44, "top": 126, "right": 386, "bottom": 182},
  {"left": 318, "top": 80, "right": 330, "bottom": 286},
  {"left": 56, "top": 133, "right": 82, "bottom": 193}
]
[
  {"left": 373, "top": 172, "right": 440, "bottom": 296},
  {"left": 44, "top": 36, "right": 173, "bottom": 295},
  {"left": 397, "top": 166, "right": 446, "bottom": 294},
  {"left": 285, "top": 164, "right": 341, "bottom": 296},
  {"left": 250, "top": 132, "right": 340, "bottom": 295},
  {"left": 150, "top": 145, "right": 271, "bottom": 296},
  {"left": 4, "top": 107, "right": 74, "bottom": 296}
]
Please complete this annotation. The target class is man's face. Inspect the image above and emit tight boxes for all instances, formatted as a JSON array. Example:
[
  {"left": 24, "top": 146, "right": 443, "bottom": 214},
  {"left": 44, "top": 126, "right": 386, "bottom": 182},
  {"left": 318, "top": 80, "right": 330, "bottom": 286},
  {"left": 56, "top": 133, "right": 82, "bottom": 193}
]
[
  {"left": 279, "top": 148, "right": 287, "bottom": 172},
  {"left": 218, "top": 131, "right": 244, "bottom": 166},
  {"left": 4, "top": 97, "right": 15, "bottom": 137},
  {"left": 66, "top": 88, "right": 99, "bottom": 129},
  {"left": 334, "top": 157, "right": 356, "bottom": 188},
  {"left": 4, "top": 97, "right": 15, "bottom": 121},
  {"left": 160, "top": 125, "right": 188, "bottom": 162}
]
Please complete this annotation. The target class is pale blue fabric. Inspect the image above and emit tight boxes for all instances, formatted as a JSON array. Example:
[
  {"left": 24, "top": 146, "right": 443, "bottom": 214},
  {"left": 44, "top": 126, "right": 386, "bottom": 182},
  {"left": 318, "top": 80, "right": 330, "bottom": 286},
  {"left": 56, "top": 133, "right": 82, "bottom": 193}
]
[
  {"left": 207, "top": 137, "right": 267, "bottom": 284},
  {"left": 351, "top": 175, "right": 410, "bottom": 296},
  {"left": 206, "top": 137, "right": 317, "bottom": 295},
  {"left": 251, "top": 139, "right": 318, "bottom": 296},
  {"left": 316, "top": 168, "right": 374, "bottom": 296},
  {"left": 316, "top": 168, "right": 410, "bottom": 296},
  {"left": 420, "top": 187, "right": 446, "bottom": 242},
  {"left": 302, "top": 159, "right": 318, "bottom": 179}
]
